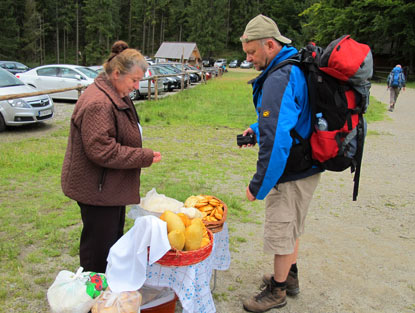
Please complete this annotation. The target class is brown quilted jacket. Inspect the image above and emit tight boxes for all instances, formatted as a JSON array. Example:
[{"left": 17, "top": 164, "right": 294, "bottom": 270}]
[{"left": 61, "top": 73, "right": 154, "bottom": 206}]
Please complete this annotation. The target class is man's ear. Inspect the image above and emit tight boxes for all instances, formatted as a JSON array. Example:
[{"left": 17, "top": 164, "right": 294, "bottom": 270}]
[
  {"left": 268, "top": 39, "right": 282, "bottom": 54},
  {"left": 264, "top": 38, "right": 277, "bottom": 52}
]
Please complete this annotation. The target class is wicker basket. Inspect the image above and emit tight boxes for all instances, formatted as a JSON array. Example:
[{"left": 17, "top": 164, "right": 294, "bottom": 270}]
[
  {"left": 202, "top": 196, "right": 228, "bottom": 233},
  {"left": 156, "top": 229, "right": 213, "bottom": 266}
]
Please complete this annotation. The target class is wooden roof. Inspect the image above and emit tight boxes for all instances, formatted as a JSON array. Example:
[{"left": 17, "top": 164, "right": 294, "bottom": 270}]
[{"left": 154, "top": 42, "right": 201, "bottom": 61}]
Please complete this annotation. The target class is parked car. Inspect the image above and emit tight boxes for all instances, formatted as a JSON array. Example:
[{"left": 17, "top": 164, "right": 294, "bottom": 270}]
[
  {"left": 156, "top": 64, "right": 189, "bottom": 88},
  {"left": 240, "top": 60, "right": 253, "bottom": 69},
  {"left": 0, "top": 67, "right": 54, "bottom": 131},
  {"left": 144, "top": 56, "right": 155, "bottom": 65},
  {"left": 16, "top": 64, "right": 98, "bottom": 100},
  {"left": 151, "top": 65, "right": 181, "bottom": 92},
  {"left": 228, "top": 60, "right": 240, "bottom": 68},
  {"left": 214, "top": 59, "right": 227, "bottom": 68},
  {"left": 129, "top": 66, "right": 165, "bottom": 100},
  {"left": 168, "top": 63, "right": 200, "bottom": 83},
  {"left": 184, "top": 64, "right": 202, "bottom": 81},
  {"left": 0, "top": 61, "right": 30, "bottom": 75},
  {"left": 88, "top": 65, "right": 103, "bottom": 73},
  {"left": 202, "top": 58, "right": 215, "bottom": 67}
]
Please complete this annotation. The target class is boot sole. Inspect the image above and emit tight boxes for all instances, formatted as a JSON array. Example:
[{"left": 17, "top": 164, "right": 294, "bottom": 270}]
[{"left": 243, "top": 300, "right": 287, "bottom": 312}]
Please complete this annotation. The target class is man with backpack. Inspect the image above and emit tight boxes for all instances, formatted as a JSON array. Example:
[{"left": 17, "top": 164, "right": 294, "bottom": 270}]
[
  {"left": 387, "top": 64, "right": 406, "bottom": 112},
  {"left": 239, "top": 14, "right": 322, "bottom": 312}
]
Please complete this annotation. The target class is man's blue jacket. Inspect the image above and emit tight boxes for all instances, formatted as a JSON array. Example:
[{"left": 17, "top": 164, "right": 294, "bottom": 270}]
[{"left": 249, "top": 45, "right": 320, "bottom": 200}]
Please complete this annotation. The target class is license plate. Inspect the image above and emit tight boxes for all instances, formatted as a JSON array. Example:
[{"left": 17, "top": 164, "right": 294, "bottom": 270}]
[{"left": 38, "top": 109, "right": 52, "bottom": 117}]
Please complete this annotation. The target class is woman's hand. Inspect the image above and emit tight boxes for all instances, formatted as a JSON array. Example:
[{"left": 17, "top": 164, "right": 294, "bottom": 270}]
[{"left": 152, "top": 151, "right": 162, "bottom": 163}]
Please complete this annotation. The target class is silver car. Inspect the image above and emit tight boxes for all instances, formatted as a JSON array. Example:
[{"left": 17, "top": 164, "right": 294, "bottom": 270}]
[
  {"left": 129, "top": 66, "right": 165, "bottom": 100},
  {"left": 16, "top": 64, "right": 97, "bottom": 100},
  {"left": 0, "top": 68, "right": 54, "bottom": 131}
]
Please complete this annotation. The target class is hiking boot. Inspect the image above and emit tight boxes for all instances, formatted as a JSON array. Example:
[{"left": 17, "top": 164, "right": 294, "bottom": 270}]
[
  {"left": 243, "top": 281, "right": 287, "bottom": 312},
  {"left": 262, "top": 271, "right": 300, "bottom": 296}
]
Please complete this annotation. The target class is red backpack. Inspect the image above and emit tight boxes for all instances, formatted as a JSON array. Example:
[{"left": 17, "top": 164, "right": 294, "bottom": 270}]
[{"left": 274, "top": 35, "right": 373, "bottom": 200}]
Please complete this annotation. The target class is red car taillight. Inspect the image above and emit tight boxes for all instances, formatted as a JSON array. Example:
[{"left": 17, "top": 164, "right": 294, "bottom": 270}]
[{"left": 148, "top": 70, "right": 155, "bottom": 84}]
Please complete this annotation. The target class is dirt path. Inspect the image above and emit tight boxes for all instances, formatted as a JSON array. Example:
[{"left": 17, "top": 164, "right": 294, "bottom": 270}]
[{"left": 214, "top": 84, "right": 415, "bottom": 313}]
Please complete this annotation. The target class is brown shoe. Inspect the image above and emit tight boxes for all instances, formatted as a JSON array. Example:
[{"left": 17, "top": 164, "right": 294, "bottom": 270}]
[
  {"left": 243, "top": 281, "right": 287, "bottom": 312},
  {"left": 262, "top": 271, "right": 300, "bottom": 296}
]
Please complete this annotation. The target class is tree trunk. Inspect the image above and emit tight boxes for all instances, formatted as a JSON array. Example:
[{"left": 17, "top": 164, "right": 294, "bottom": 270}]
[
  {"left": 39, "top": 14, "right": 43, "bottom": 64},
  {"left": 76, "top": 0, "right": 79, "bottom": 65},
  {"left": 43, "top": 13, "right": 46, "bottom": 64},
  {"left": 63, "top": 27, "right": 66, "bottom": 64},
  {"left": 128, "top": 0, "right": 132, "bottom": 44},
  {"left": 226, "top": 0, "right": 231, "bottom": 48},
  {"left": 56, "top": 4, "right": 60, "bottom": 63},
  {"left": 142, "top": 19, "right": 146, "bottom": 55},
  {"left": 160, "top": 13, "right": 164, "bottom": 46},
  {"left": 147, "top": 22, "right": 151, "bottom": 56},
  {"left": 152, "top": 8, "right": 155, "bottom": 55}
]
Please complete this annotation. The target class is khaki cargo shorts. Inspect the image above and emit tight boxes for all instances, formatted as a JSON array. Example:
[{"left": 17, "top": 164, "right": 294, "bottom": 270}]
[{"left": 264, "top": 173, "right": 321, "bottom": 255}]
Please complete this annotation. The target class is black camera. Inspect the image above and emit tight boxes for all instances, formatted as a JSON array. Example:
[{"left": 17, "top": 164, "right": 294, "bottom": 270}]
[{"left": 237, "top": 133, "right": 256, "bottom": 146}]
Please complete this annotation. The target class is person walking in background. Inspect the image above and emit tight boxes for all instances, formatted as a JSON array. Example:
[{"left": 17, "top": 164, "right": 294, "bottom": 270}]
[
  {"left": 387, "top": 64, "right": 406, "bottom": 111},
  {"left": 239, "top": 14, "right": 322, "bottom": 312},
  {"left": 61, "top": 40, "right": 162, "bottom": 273}
]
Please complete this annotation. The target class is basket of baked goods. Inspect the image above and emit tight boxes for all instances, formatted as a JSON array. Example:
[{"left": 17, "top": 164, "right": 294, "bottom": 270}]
[
  {"left": 184, "top": 195, "right": 227, "bottom": 233},
  {"left": 156, "top": 210, "right": 213, "bottom": 267}
]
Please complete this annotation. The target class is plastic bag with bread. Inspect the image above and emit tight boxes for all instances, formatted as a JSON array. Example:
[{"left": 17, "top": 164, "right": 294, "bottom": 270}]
[{"left": 91, "top": 289, "right": 142, "bottom": 313}]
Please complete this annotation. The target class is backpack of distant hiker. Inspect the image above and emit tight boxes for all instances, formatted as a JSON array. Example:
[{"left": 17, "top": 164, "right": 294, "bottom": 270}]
[
  {"left": 271, "top": 35, "right": 373, "bottom": 200},
  {"left": 389, "top": 67, "right": 402, "bottom": 87}
]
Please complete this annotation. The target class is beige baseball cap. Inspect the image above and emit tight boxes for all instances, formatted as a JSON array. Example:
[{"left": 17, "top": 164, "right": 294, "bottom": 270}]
[{"left": 240, "top": 14, "right": 292, "bottom": 44}]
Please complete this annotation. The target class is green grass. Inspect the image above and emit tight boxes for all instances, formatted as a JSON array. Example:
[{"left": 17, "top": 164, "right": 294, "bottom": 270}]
[
  {"left": 405, "top": 81, "right": 415, "bottom": 89},
  {"left": 366, "top": 93, "right": 388, "bottom": 123},
  {"left": 136, "top": 70, "right": 257, "bottom": 127},
  {"left": 0, "top": 69, "right": 389, "bottom": 312}
]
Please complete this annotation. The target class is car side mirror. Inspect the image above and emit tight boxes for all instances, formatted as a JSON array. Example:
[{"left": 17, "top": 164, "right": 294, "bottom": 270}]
[{"left": 75, "top": 74, "right": 82, "bottom": 80}]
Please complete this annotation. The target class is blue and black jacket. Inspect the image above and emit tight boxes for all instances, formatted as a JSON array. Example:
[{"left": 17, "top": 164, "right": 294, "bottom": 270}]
[{"left": 249, "top": 45, "right": 321, "bottom": 200}]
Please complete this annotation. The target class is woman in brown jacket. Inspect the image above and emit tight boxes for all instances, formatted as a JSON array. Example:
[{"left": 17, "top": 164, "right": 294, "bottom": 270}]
[{"left": 61, "top": 41, "right": 161, "bottom": 273}]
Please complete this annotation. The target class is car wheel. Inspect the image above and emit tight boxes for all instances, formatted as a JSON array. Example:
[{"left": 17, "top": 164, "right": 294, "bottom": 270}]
[
  {"left": 0, "top": 113, "right": 6, "bottom": 132},
  {"left": 129, "top": 89, "right": 139, "bottom": 100}
]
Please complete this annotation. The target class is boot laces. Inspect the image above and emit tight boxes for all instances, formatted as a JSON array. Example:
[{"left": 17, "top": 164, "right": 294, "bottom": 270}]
[{"left": 254, "top": 282, "right": 274, "bottom": 302}]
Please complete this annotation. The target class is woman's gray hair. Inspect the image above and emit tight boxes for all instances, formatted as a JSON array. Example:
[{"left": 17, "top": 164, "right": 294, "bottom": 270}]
[{"left": 104, "top": 40, "right": 148, "bottom": 75}]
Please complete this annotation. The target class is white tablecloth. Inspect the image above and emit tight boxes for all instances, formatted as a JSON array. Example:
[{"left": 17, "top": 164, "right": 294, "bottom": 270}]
[{"left": 144, "top": 223, "right": 230, "bottom": 313}]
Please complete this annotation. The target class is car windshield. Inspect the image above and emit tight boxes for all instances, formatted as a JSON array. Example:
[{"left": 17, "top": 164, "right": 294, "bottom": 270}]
[
  {"left": 163, "top": 65, "right": 181, "bottom": 73},
  {"left": 0, "top": 68, "right": 25, "bottom": 87},
  {"left": 15, "top": 63, "right": 28, "bottom": 70},
  {"left": 76, "top": 67, "right": 98, "bottom": 79},
  {"left": 157, "top": 66, "right": 177, "bottom": 74},
  {"left": 153, "top": 66, "right": 171, "bottom": 75},
  {"left": 149, "top": 67, "right": 162, "bottom": 75}
]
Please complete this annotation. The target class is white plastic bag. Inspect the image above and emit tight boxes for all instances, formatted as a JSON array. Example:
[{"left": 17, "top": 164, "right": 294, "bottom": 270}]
[
  {"left": 128, "top": 188, "right": 202, "bottom": 219},
  {"left": 139, "top": 188, "right": 183, "bottom": 213},
  {"left": 128, "top": 203, "right": 202, "bottom": 220},
  {"left": 47, "top": 267, "right": 107, "bottom": 313}
]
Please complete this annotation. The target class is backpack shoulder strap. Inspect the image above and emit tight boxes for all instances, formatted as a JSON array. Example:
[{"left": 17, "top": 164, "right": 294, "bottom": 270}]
[{"left": 267, "top": 57, "right": 301, "bottom": 78}]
